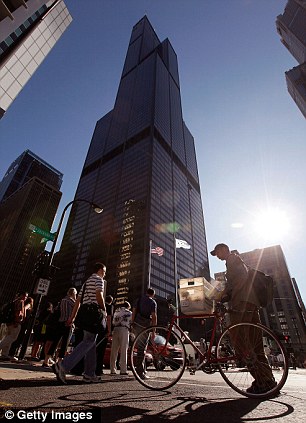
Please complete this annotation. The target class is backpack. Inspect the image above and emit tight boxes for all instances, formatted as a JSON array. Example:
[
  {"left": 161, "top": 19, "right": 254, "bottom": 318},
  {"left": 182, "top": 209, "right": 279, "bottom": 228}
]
[
  {"left": 247, "top": 267, "right": 274, "bottom": 308},
  {"left": 0, "top": 301, "right": 15, "bottom": 324}
]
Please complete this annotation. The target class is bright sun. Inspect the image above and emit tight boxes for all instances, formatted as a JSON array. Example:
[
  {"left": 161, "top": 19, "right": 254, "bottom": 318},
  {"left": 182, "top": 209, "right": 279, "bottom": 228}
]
[{"left": 253, "top": 207, "right": 290, "bottom": 242}]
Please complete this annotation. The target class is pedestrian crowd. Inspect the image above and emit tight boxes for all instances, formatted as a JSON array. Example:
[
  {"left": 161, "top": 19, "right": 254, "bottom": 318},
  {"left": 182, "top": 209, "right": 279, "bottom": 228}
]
[
  {"left": 1, "top": 253, "right": 304, "bottom": 388},
  {"left": 0, "top": 262, "right": 158, "bottom": 385}
]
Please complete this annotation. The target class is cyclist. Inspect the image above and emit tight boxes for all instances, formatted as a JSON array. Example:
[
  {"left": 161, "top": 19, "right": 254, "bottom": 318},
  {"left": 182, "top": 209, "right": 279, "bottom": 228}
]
[{"left": 210, "top": 243, "right": 277, "bottom": 394}]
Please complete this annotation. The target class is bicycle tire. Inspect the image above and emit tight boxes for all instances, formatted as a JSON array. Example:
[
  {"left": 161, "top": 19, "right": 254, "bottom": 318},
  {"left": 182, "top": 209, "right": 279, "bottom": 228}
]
[
  {"left": 130, "top": 325, "right": 186, "bottom": 390},
  {"left": 216, "top": 322, "right": 288, "bottom": 399}
]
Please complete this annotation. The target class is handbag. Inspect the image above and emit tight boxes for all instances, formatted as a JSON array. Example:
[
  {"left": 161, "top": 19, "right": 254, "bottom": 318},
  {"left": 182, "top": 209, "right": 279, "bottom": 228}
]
[{"left": 74, "top": 282, "right": 106, "bottom": 334}]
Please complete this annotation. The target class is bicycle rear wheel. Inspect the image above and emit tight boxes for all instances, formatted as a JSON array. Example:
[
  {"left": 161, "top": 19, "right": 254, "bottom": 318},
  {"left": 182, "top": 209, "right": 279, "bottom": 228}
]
[
  {"left": 216, "top": 322, "right": 288, "bottom": 399},
  {"left": 130, "top": 325, "right": 186, "bottom": 390}
]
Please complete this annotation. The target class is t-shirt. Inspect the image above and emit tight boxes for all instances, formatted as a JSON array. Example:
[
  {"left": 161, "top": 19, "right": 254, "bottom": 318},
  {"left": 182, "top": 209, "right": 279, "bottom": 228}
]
[
  {"left": 112, "top": 307, "right": 132, "bottom": 329},
  {"left": 135, "top": 295, "right": 157, "bottom": 319},
  {"left": 78, "top": 273, "right": 104, "bottom": 305}
]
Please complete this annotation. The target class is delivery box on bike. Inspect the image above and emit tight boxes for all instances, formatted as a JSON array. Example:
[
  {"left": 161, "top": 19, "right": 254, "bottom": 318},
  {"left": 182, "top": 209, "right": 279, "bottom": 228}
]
[{"left": 179, "top": 277, "right": 225, "bottom": 315}]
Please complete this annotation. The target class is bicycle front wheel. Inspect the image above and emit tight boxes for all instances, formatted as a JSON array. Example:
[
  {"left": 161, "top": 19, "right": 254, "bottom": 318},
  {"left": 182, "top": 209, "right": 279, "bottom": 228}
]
[
  {"left": 130, "top": 325, "right": 186, "bottom": 390},
  {"left": 216, "top": 322, "right": 288, "bottom": 399}
]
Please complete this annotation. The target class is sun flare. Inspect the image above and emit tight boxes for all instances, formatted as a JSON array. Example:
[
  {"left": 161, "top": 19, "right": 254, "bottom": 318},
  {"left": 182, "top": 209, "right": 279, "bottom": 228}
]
[{"left": 253, "top": 207, "right": 290, "bottom": 242}]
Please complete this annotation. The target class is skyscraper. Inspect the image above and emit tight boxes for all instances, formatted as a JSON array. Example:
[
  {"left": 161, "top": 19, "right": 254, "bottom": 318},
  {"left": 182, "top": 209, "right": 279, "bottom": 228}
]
[
  {"left": 55, "top": 16, "right": 210, "bottom": 322},
  {"left": 0, "top": 0, "right": 72, "bottom": 118},
  {"left": 276, "top": 0, "right": 306, "bottom": 118},
  {"left": 0, "top": 149, "right": 63, "bottom": 203},
  {"left": 0, "top": 151, "right": 62, "bottom": 303}
]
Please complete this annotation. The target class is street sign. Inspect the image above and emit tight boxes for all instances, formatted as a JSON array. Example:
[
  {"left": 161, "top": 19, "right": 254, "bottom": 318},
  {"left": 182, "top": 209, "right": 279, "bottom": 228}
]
[
  {"left": 34, "top": 278, "right": 50, "bottom": 296},
  {"left": 29, "top": 224, "right": 55, "bottom": 241}
]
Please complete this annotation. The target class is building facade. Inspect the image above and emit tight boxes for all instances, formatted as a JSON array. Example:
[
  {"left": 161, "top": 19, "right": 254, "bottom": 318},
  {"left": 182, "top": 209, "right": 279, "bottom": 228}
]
[
  {"left": 215, "top": 245, "right": 306, "bottom": 364},
  {"left": 0, "top": 0, "right": 72, "bottom": 118},
  {"left": 0, "top": 149, "right": 63, "bottom": 203},
  {"left": 276, "top": 0, "right": 306, "bottom": 118},
  {"left": 0, "top": 151, "right": 62, "bottom": 303},
  {"left": 54, "top": 16, "right": 210, "bottom": 327}
]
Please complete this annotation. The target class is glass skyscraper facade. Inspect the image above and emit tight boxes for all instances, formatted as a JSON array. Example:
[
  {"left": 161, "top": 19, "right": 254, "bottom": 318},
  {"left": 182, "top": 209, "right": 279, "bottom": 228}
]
[
  {"left": 0, "top": 149, "right": 63, "bottom": 203},
  {"left": 0, "top": 150, "right": 62, "bottom": 303},
  {"left": 0, "top": 0, "right": 72, "bottom": 118},
  {"left": 276, "top": 0, "right": 306, "bottom": 118},
  {"left": 55, "top": 17, "right": 210, "bottom": 320}
]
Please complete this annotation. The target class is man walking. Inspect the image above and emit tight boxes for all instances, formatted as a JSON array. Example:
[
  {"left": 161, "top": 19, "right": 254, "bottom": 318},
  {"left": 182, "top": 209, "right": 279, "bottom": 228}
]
[
  {"left": 210, "top": 243, "right": 277, "bottom": 394},
  {"left": 52, "top": 263, "right": 106, "bottom": 384}
]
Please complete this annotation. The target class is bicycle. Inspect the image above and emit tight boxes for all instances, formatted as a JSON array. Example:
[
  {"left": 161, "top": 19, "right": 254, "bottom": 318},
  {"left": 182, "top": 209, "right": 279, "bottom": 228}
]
[{"left": 130, "top": 304, "right": 289, "bottom": 399}]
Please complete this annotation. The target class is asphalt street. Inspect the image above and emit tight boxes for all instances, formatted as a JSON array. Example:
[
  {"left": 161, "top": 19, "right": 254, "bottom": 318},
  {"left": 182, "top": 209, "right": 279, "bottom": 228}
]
[{"left": 0, "top": 363, "right": 305, "bottom": 422}]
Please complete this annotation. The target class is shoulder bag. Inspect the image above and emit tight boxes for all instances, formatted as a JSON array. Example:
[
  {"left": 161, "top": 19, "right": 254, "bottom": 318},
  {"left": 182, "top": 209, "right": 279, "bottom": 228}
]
[{"left": 74, "top": 282, "right": 106, "bottom": 334}]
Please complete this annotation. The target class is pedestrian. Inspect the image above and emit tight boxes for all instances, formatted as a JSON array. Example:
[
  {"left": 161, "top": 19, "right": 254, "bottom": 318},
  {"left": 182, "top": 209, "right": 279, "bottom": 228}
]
[
  {"left": 42, "top": 288, "right": 77, "bottom": 367},
  {"left": 96, "top": 295, "right": 114, "bottom": 376},
  {"left": 9, "top": 296, "right": 34, "bottom": 359},
  {"left": 131, "top": 288, "right": 157, "bottom": 379},
  {"left": 0, "top": 292, "right": 29, "bottom": 361},
  {"left": 30, "top": 302, "right": 53, "bottom": 361},
  {"left": 110, "top": 301, "right": 132, "bottom": 375},
  {"left": 52, "top": 263, "right": 107, "bottom": 384},
  {"left": 210, "top": 243, "right": 277, "bottom": 394}
]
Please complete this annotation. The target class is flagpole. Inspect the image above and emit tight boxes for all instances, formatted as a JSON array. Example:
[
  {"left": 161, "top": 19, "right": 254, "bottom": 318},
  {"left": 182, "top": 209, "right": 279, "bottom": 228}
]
[
  {"left": 173, "top": 234, "right": 179, "bottom": 321},
  {"left": 148, "top": 239, "right": 152, "bottom": 288}
]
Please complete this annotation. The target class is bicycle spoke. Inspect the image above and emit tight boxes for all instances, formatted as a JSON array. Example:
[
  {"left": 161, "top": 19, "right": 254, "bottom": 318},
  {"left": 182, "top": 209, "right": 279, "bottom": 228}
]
[
  {"left": 130, "top": 325, "right": 186, "bottom": 390},
  {"left": 217, "top": 322, "right": 288, "bottom": 399}
]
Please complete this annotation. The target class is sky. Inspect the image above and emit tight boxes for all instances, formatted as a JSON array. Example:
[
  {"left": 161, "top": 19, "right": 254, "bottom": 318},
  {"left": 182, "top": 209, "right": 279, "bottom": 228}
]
[{"left": 0, "top": 0, "right": 305, "bottom": 303}]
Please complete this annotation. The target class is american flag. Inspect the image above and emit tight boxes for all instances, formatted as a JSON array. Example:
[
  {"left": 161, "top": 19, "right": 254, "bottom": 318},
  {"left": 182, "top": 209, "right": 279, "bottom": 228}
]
[{"left": 151, "top": 246, "right": 164, "bottom": 256}]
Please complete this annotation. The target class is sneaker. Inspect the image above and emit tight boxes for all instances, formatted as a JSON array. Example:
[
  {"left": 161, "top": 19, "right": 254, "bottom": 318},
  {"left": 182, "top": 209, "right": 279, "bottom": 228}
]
[
  {"left": 10, "top": 356, "right": 18, "bottom": 362},
  {"left": 246, "top": 381, "right": 277, "bottom": 394},
  {"left": 0, "top": 356, "right": 10, "bottom": 361},
  {"left": 52, "top": 362, "right": 67, "bottom": 384},
  {"left": 120, "top": 372, "right": 129, "bottom": 376},
  {"left": 82, "top": 375, "right": 102, "bottom": 383},
  {"left": 110, "top": 371, "right": 117, "bottom": 375},
  {"left": 140, "top": 373, "right": 150, "bottom": 380}
]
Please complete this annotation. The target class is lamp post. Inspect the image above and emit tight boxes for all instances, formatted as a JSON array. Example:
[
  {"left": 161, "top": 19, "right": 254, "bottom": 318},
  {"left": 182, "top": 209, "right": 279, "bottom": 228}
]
[
  {"left": 47, "top": 199, "right": 103, "bottom": 268},
  {"left": 18, "top": 199, "right": 103, "bottom": 360}
]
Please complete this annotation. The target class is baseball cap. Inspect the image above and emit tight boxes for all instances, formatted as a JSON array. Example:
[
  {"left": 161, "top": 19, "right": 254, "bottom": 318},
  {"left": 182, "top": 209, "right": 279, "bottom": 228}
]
[{"left": 210, "top": 243, "right": 229, "bottom": 256}]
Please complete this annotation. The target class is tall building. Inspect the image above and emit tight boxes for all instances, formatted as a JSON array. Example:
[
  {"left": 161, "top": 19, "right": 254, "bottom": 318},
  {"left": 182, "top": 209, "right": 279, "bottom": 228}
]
[
  {"left": 0, "top": 149, "right": 63, "bottom": 203},
  {"left": 276, "top": 0, "right": 306, "bottom": 118},
  {"left": 215, "top": 245, "right": 306, "bottom": 363},
  {"left": 0, "top": 0, "right": 72, "bottom": 119},
  {"left": 0, "top": 151, "right": 62, "bottom": 303},
  {"left": 54, "top": 16, "right": 210, "bottom": 327}
]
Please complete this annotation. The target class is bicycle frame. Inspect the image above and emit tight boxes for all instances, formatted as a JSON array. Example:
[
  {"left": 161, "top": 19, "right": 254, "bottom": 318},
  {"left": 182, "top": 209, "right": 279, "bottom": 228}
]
[{"left": 162, "top": 312, "right": 228, "bottom": 371}]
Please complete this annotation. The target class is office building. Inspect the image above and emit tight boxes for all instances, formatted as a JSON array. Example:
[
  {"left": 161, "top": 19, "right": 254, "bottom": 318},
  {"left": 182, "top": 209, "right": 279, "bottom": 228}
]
[
  {"left": 276, "top": 0, "right": 306, "bottom": 118},
  {"left": 0, "top": 0, "right": 72, "bottom": 118},
  {"left": 285, "top": 63, "right": 306, "bottom": 118},
  {"left": 0, "top": 149, "right": 63, "bottom": 203},
  {"left": 215, "top": 245, "right": 306, "bottom": 363},
  {"left": 0, "top": 151, "right": 62, "bottom": 303},
  {"left": 54, "top": 16, "right": 210, "bottom": 329}
]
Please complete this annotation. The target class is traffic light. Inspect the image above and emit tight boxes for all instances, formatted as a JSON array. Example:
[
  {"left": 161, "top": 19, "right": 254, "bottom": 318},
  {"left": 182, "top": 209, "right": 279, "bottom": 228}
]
[{"left": 32, "top": 251, "right": 50, "bottom": 278}]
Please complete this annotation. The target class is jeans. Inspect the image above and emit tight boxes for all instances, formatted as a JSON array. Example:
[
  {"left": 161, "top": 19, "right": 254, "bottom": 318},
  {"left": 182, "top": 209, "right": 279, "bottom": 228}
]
[{"left": 61, "top": 330, "right": 97, "bottom": 377}]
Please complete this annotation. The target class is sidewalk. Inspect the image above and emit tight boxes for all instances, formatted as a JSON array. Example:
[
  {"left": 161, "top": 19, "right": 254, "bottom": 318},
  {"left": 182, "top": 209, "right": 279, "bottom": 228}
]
[
  {"left": 1, "top": 358, "right": 306, "bottom": 381},
  {"left": 0, "top": 359, "right": 56, "bottom": 381}
]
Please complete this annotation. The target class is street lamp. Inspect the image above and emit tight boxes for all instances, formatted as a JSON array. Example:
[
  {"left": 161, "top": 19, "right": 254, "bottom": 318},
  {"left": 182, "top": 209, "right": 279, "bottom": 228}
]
[
  {"left": 18, "top": 199, "right": 103, "bottom": 360},
  {"left": 48, "top": 199, "right": 103, "bottom": 267}
]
